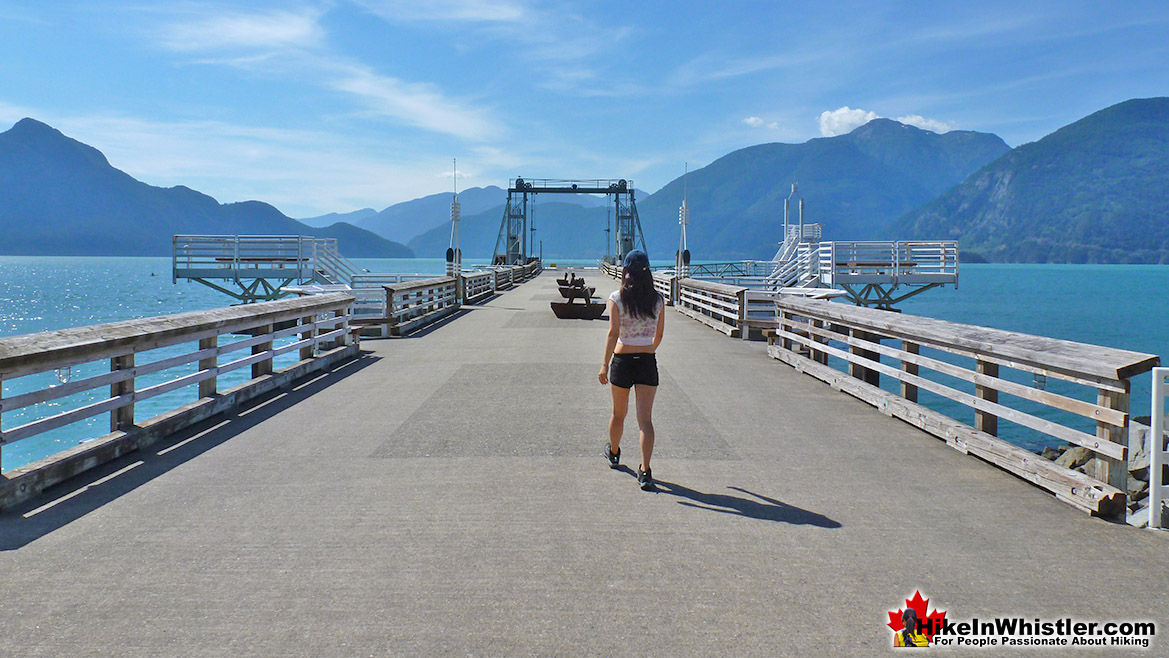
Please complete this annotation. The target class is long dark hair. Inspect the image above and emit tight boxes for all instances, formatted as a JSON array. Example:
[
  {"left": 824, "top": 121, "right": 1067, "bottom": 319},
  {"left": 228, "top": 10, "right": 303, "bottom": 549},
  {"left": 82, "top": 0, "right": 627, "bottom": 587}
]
[{"left": 619, "top": 266, "right": 662, "bottom": 319}]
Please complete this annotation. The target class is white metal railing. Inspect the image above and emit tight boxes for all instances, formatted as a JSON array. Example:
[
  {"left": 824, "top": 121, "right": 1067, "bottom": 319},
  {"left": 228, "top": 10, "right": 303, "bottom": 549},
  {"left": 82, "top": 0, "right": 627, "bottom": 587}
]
[
  {"left": 0, "top": 293, "right": 356, "bottom": 508},
  {"left": 826, "top": 241, "right": 958, "bottom": 282},
  {"left": 1152, "top": 368, "right": 1168, "bottom": 529},
  {"left": 173, "top": 235, "right": 368, "bottom": 287}
]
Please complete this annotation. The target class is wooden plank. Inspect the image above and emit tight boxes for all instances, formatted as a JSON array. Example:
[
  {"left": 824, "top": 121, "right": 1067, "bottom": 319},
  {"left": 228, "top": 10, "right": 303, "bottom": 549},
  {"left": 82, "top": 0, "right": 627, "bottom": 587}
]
[
  {"left": 776, "top": 297, "right": 1159, "bottom": 382},
  {"left": 773, "top": 327, "right": 1126, "bottom": 459},
  {"left": 675, "top": 306, "right": 739, "bottom": 337},
  {"left": 766, "top": 344, "right": 1125, "bottom": 516},
  {"left": 2, "top": 393, "right": 134, "bottom": 444},
  {"left": 678, "top": 278, "right": 747, "bottom": 296},
  {"left": 786, "top": 316, "right": 1128, "bottom": 427}
]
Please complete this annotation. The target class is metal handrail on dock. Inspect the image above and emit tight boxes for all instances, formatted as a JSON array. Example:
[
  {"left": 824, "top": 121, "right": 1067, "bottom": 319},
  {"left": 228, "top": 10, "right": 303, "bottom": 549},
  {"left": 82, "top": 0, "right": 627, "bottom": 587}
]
[
  {"left": 0, "top": 293, "right": 356, "bottom": 509},
  {"left": 767, "top": 297, "right": 1159, "bottom": 518},
  {"left": 1151, "top": 368, "right": 1169, "bottom": 528}
]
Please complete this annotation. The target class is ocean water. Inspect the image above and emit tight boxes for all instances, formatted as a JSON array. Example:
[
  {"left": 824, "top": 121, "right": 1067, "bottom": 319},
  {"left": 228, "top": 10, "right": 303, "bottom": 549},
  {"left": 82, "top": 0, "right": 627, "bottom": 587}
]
[{"left": 1, "top": 257, "right": 1166, "bottom": 469}]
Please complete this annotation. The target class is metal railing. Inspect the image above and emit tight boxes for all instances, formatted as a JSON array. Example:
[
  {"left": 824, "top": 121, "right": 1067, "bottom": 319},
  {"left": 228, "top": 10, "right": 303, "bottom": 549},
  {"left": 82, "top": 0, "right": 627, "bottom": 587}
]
[
  {"left": 1152, "top": 368, "right": 1168, "bottom": 528},
  {"left": 0, "top": 293, "right": 356, "bottom": 509},
  {"left": 767, "top": 297, "right": 1159, "bottom": 518},
  {"left": 172, "top": 235, "right": 368, "bottom": 287}
]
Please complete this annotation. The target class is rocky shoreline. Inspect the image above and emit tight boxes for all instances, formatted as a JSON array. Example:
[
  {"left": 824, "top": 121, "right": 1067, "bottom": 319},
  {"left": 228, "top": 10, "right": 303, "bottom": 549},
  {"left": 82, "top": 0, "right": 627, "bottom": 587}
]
[{"left": 1038, "top": 417, "right": 1163, "bottom": 527}]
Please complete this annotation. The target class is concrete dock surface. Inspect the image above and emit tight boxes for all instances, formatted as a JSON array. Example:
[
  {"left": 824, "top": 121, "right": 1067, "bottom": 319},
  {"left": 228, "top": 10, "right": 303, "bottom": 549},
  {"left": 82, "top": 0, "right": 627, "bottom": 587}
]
[{"left": 2, "top": 271, "right": 1166, "bottom": 657}]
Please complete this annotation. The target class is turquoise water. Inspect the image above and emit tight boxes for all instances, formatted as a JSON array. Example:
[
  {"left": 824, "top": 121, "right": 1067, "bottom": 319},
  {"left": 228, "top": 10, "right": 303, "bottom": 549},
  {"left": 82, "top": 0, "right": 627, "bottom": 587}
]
[{"left": 1, "top": 258, "right": 1166, "bottom": 469}]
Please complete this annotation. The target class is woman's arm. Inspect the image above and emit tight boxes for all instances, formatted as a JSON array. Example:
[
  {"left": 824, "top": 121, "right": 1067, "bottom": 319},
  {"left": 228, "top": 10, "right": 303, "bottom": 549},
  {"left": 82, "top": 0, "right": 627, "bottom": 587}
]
[
  {"left": 651, "top": 303, "right": 666, "bottom": 350},
  {"left": 599, "top": 299, "right": 620, "bottom": 384}
]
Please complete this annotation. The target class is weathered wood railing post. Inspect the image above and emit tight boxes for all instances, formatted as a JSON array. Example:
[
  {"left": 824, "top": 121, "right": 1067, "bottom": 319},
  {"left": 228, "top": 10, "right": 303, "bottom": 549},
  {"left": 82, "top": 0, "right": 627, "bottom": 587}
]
[
  {"left": 1093, "top": 385, "right": 1130, "bottom": 494},
  {"left": 299, "top": 315, "right": 315, "bottom": 361},
  {"left": 199, "top": 336, "right": 218, "bottom": 398},
  {"left": 252, "top": 325, "right": 273, "bottom": 378},
  {"left": 812, "top": 319, "right": 828, "bottom": 365},
  {"left": 901, "top": 340, "right": 919, "bottom": 402},
  {"left": 111, "top": 354, "right": 135, "bottom": 431},
  {"left": 849, "top": 330, "right": 879, "bottom": 386},
  {"left": 737, "top": 289, "right": 749, "bottom": 340},
  {"left": 975, "top": 360, "right": 998, "bottom": 436}
]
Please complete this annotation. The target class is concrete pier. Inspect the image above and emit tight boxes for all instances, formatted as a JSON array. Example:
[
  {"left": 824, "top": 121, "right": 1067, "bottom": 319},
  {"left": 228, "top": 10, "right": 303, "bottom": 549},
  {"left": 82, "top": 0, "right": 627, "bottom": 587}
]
[{"left": 1, "top": 271, "right": 1165, "bottom": 656}]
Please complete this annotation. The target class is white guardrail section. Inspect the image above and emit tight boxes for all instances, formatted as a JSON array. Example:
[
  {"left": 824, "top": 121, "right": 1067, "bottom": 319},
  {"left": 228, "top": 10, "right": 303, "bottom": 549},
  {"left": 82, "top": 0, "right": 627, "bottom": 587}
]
[
  {"left": 0, "top": 293, "right": 356, "bottom": 510},
  {"left": 384, "top": 277, "right": 460, "bottom": 336},
  {"left": 768, "top": 296, "right": 1159, "bottom": 518},
  {"left": 1152, "top": 367, "right": 1168, "bottom": 529},
  {"left": 823, "top": 241, "right": 958, "bottom": 285}
]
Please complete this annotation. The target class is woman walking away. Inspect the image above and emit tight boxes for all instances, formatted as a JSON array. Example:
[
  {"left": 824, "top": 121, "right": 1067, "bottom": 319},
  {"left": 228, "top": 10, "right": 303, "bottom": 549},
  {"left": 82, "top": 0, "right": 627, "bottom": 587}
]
[{"left": 599, "top": 249, "right": 665, "bottom": 490}]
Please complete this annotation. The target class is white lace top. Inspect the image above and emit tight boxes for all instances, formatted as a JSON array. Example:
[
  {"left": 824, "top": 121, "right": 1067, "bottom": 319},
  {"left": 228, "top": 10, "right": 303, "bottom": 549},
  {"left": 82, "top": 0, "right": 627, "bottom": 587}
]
[{"left": 609, "top": 290, "right": 664, "bottom": 346}]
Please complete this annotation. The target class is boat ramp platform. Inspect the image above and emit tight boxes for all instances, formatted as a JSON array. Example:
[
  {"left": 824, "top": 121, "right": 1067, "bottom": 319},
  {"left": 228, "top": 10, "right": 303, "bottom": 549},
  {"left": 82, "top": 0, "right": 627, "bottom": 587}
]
[{"left": 1, "top": 270, "right": 1166, "bottom": 656}]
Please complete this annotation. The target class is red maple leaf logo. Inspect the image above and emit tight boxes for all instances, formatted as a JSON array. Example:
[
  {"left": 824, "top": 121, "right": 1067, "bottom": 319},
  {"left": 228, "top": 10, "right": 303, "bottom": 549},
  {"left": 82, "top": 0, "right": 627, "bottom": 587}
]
[{"left": 887, "top": 590, "right": 947, "bottom": 641}]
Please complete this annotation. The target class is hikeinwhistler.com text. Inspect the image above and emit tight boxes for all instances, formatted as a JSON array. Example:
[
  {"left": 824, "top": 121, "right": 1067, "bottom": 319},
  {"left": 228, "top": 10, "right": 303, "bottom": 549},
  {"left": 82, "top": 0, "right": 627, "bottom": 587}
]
[{"left": 922, "top": 617, "right": 1156, "bottom": 648}]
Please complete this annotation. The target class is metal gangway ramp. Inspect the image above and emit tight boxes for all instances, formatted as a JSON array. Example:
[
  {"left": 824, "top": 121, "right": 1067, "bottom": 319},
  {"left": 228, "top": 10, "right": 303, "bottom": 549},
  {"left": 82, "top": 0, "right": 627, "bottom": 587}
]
[{"left": 172, "top": 235, "right": 365, "bottom": 302}]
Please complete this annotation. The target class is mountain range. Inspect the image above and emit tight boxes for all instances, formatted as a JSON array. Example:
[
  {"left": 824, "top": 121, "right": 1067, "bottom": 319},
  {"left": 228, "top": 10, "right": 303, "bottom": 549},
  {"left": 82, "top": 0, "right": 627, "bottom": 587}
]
[
  {"left": 0, "top": 118, "right": 412, "bottom": 257},
  {"left": 4, "top": 97, "right": 1166, "bottom": 263},
  {"left": 893, "top": 97, "right": 1169, "bottom": 263}
]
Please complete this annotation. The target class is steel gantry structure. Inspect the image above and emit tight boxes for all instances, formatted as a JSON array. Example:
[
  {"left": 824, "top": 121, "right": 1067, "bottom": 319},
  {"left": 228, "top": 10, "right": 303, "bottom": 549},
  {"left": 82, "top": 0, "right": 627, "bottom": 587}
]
[{"left": 493, "top": 178, "right": 646, "bottom": 265}]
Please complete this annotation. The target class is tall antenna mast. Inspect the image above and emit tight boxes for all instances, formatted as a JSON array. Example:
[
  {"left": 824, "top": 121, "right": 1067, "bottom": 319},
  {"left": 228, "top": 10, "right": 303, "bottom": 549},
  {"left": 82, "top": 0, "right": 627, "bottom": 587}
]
[
  {"left": 448, "top": 158, "right": 461, "bottom": 275},
  {"left": 677, "top": 162, "right": 690, "bottom": 278}
]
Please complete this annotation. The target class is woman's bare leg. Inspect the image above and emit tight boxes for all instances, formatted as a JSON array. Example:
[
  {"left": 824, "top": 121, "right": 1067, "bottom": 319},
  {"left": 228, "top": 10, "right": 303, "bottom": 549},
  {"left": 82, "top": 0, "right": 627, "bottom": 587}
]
[
  {"left": 633, "top": 384, "right": 658, "bottom": 469},
  {"left": 609, "top": 385, "right": 631, "bottom": 455}
]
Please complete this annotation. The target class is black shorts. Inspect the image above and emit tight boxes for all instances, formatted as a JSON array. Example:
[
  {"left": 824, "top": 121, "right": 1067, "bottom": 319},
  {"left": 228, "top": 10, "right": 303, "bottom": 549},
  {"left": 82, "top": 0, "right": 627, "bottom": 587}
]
[{"left": 609, "top": 353, "right": 659, "bottom": 389}]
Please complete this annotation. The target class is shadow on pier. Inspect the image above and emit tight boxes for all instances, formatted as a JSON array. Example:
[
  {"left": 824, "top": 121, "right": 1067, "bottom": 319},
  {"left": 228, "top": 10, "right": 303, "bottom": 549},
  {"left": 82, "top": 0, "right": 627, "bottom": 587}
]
[{"left": 0, "top": 352, "right": 381, "bottom": 551}]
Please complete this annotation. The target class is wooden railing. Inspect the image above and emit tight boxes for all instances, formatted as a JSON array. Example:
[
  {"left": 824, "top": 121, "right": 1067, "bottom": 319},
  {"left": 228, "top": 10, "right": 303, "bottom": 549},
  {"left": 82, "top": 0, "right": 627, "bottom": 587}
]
[
  {"left": 0, "top": 293, "right": 357, "bottom": 510},
  {"left": 675, "top": 279, "right": 778, "bottom": 339},
  {"left": 384, "top": 277, "right": 460, "bottom": 336},
  {"left": 460, "top": 271, "right": 495, "bottom": 304},
  {"left": 767, "top": 297, "right": 1159, "bottom": 518},
  {"left": 676, "top": 279, "right": 746, "bottom": 337},
  {"left": 493, "top": 267, "right": 515, "bottom": 290},
  {"left": 652, "top": 272, "right": 676, "bottom": 306}
]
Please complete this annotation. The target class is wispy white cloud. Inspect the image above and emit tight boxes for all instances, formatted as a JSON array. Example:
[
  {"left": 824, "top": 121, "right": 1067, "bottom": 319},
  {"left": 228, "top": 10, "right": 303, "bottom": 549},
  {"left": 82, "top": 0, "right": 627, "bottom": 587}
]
[
  {"left": 351, "top": 0, "right": 526, "bottom": 23},
  {"left": 148, "top": 5, "right": 499, "bottom": 142},
  {"left": 819, "top": 106, "right": 952, "bottom": 136},
  {"left": 895, "top": 114, "right": 952, "bottom": 134},
  {"left": 158, "top": 8, "right": 324, "bottom": 52},
  {"left": 819, "top": 106, "right": 880, "bottom": 136},
  {"left": 743, "top": 116, "right": 778, "bottom": 130}
]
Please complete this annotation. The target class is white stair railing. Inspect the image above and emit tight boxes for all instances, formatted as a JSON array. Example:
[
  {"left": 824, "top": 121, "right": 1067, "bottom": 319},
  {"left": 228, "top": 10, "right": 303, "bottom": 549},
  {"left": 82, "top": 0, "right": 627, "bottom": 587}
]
[{"left": 1152, "top": 367, "right": 1168, "bottom": 529}]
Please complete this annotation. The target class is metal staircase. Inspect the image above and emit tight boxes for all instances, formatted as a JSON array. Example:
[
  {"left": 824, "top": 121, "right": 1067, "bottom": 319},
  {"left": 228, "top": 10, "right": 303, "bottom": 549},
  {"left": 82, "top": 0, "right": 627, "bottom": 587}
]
[{"left": 172, "top": 235, "right": 368, "bottom": 302}]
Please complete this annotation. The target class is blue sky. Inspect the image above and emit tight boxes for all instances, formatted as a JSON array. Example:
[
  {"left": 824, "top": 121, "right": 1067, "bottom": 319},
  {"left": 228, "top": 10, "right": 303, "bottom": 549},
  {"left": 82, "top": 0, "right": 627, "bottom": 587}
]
[{"left": 1, "top": 1, "right": 1167, "bottom": 217}]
